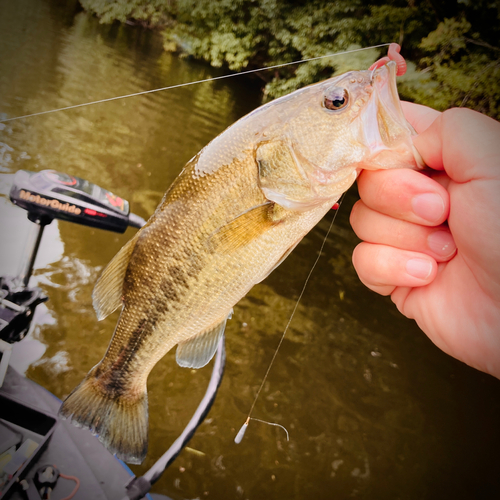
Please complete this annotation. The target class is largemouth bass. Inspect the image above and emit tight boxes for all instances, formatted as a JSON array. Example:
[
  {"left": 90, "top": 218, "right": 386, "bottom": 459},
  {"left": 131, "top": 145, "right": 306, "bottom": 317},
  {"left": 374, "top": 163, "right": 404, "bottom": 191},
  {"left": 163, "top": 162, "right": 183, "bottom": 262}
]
[{"left": 59, "top": 60, "right": 421, "bottom": 464}]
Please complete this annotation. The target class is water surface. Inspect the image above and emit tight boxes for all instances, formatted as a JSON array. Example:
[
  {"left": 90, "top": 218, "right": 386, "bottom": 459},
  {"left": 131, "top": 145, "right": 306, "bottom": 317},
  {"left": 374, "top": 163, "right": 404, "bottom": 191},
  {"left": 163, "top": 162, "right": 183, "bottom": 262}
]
[{"left": 1, "top": 2, "right": 499, "bottom": 499}]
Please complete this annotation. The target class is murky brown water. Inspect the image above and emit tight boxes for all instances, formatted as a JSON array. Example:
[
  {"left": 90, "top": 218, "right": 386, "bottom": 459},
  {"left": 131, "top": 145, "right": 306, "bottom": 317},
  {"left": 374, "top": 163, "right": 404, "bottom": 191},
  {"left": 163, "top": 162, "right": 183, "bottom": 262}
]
[{"left": 1, "top": 1, "right": 500, "bottom": 499}]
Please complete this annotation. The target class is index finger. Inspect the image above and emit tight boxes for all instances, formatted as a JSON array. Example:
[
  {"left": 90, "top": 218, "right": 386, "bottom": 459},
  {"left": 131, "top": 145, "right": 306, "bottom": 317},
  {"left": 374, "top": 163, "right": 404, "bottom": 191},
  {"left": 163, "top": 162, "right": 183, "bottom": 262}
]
[{"left": 400, "top": 101, "right": 440, "bottom": 134}]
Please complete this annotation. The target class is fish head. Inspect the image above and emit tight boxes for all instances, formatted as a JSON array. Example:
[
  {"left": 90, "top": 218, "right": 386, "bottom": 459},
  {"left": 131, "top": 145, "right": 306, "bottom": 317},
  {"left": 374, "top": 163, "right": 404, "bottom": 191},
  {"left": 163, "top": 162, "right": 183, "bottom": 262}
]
[
  {"left": 258, "top": 61, "right": 423, "bottom": 208},
  {"left": 197, "top": 61, "right": 423, "bottom": 210},
  {"left": 286, "top": 60, "right": 422, "bottom": 171}
]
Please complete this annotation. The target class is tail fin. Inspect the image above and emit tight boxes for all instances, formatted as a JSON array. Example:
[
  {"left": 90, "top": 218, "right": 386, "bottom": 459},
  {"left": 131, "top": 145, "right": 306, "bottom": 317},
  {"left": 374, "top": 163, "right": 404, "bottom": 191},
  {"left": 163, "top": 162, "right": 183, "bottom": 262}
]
[{"left": 59, "top": 372, "right": 148, "bottom": 464}]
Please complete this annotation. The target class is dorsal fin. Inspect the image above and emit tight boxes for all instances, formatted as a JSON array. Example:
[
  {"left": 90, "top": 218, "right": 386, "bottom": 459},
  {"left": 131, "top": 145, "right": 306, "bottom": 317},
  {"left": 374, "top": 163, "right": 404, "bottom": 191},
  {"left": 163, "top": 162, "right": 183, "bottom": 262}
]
[
  {"left": 176, "top": 312, "right": 231, "bottom": 369},
  {"left": 92, "top": 232, "right": 140, "bottom": 321}
]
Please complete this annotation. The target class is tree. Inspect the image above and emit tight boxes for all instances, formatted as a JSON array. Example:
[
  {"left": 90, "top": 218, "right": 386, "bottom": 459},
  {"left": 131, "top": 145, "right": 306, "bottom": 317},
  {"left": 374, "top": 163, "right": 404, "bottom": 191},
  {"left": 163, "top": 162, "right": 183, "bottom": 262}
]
[{"left": 79, "top": 0, "right": 500, "bottom": 119}]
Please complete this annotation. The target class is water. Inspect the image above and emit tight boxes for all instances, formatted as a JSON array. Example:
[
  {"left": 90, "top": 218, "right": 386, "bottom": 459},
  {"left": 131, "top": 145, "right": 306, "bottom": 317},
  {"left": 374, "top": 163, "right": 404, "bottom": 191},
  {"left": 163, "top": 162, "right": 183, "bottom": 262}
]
[{"left": 1, "top": 1, "right": 499, "bottom": 499}]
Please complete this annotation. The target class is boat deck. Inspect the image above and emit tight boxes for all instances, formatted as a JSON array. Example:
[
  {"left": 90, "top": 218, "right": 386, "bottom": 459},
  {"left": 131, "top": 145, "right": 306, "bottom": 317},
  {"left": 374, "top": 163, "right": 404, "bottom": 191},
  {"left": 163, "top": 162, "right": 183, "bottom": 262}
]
[{"left": 1, "top": 366, "right": 142, "bottom": 500}]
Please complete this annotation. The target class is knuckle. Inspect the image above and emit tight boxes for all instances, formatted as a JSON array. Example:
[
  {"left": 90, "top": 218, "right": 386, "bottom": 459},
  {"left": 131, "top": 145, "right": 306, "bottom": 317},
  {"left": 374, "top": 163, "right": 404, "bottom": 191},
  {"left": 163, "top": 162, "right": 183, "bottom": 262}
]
[{"left": 393, "top": 221, "right": 409, "bottom": 247}]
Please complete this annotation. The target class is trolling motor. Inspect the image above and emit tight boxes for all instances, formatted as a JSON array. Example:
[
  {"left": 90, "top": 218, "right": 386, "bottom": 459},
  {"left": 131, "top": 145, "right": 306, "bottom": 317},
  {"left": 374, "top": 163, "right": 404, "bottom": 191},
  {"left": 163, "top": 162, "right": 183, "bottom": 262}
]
[
  {"left": 0, "top": 169, "right": 146, "bottom": 343},
  {"left": 1, "top": 170, "right": 226, "bottom": 498}
]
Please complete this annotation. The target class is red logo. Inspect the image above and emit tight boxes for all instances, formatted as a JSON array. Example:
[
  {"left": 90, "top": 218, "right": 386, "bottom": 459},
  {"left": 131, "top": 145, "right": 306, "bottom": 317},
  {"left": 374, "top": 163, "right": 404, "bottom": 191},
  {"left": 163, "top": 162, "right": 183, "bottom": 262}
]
[{"left": 105, "top": 193, "right": 124, "bottom": 211}]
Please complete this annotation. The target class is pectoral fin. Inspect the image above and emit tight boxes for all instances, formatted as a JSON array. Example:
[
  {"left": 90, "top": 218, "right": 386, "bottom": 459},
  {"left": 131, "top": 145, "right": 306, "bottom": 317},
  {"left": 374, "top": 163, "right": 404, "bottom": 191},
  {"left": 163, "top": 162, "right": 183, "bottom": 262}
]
[
  {"left": 93, "top": 233, "right": 139, "bottom": 321},
  {"left": 176, "top": 312, "right": 231, "bottom": 368},
  {"left": 211, "top": 202, "right": 285, "bottom": 253}
]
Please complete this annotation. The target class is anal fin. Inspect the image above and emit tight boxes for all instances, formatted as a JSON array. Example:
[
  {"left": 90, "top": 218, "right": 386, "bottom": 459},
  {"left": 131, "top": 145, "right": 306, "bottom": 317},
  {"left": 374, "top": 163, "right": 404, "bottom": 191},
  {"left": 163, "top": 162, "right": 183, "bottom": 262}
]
[
  {"left": 93, "top": 232, "right": 139, "bottom": 321},
  {"left": 176, "top": 312, "right": 231, "bottom": 369}
]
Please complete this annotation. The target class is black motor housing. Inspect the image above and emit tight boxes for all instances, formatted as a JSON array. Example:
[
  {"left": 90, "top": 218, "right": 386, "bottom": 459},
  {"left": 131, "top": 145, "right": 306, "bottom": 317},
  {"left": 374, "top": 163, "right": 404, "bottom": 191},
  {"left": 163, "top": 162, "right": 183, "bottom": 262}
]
[{"left": 9, "top": 169, "right": 141, "bottom": 233}]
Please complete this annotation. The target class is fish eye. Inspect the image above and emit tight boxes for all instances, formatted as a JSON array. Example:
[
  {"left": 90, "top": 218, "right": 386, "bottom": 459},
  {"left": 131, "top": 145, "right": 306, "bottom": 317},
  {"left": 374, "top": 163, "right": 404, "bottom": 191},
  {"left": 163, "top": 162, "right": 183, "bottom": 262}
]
[{"left": 323, "top": 87, "right": 349, "bottom": 111}]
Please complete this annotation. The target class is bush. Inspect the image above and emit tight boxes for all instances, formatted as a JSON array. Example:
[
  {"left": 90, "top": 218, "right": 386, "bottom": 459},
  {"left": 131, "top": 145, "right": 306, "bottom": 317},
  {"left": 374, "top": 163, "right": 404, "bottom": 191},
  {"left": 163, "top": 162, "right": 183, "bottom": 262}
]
[{"left": 80, "top": 0, "right": 500, "bottom": 119}]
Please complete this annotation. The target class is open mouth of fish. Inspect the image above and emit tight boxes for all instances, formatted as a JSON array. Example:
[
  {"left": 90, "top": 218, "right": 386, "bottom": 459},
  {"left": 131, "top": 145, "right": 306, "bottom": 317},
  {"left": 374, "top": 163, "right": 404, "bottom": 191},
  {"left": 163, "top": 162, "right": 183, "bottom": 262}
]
[{"left": 361, "top": 60, "right": 424, "bottom": 170}]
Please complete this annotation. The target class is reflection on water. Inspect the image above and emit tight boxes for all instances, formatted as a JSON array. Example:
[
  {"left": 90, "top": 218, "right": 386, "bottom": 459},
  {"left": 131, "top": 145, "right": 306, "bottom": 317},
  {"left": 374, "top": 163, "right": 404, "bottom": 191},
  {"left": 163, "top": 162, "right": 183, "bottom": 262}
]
[{"left": 1, "top": 1, "right": 500, "bottom": 499}]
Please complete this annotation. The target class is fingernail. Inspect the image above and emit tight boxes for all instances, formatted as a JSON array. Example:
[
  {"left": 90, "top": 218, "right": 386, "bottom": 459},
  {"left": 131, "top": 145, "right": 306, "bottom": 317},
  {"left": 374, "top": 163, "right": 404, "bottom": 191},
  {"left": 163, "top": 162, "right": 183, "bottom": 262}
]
[
  {"left": 411, "top": 193, "right": 445, "bottom": 222},
  {"left": 428, "top": 231, "right": 456, "bottom": 257},
  {"left": 406, "top": 258, "right": 432, "bottom": 280}
]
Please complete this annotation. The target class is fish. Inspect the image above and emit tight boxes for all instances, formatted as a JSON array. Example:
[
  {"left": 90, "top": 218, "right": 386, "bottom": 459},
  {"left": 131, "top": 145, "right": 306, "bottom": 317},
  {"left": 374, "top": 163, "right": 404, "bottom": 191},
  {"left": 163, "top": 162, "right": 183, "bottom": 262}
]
[{"left": 59, "top": 60, "right": 422, "bottom": 464}]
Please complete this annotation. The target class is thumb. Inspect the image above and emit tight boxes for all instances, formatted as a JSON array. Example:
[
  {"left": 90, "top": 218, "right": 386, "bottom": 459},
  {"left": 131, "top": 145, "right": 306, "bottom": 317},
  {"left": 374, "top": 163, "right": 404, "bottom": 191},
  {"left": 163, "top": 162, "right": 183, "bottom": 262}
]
[{"left": 413, "top": 108, "right": 500, "bottom": 182}]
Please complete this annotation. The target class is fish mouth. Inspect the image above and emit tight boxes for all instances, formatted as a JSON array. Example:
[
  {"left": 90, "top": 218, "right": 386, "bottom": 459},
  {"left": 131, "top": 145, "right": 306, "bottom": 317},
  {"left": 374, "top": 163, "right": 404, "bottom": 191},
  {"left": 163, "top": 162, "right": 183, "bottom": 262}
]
[{"left": 361, "top": 61, "right": 424, "bottom": 169}]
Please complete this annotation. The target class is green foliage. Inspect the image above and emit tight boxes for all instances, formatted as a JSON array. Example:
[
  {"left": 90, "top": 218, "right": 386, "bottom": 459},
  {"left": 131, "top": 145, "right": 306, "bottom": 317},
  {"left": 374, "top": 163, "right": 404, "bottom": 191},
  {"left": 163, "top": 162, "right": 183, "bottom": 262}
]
[
  {"left": 80, "top": 0, "right": 172, "bottom": 27},
  {"left": 79, "top": 0, "right": 500, "bottom": 119},
  {"left": 402, "top": 17, "right": 500, "bottom": 117},
  {"left": 163, "top": 0, "right": 432, "bottom": 89}
]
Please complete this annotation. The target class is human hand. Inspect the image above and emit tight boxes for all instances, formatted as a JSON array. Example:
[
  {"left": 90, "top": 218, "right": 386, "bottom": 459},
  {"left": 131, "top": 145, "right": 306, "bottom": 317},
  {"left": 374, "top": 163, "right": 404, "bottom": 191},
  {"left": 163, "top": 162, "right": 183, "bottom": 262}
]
[{"left": 350, "top": 102, "right": 500, "bottom": 379}]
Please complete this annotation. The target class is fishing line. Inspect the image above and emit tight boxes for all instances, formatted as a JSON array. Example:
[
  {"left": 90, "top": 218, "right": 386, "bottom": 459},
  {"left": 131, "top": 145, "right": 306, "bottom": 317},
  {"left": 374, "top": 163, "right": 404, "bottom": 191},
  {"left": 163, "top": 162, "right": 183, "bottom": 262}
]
[
  {"left": 0, "top": 43, "right": 391, "bottom": 123},
  {"left": 235, "top": 417, "right": 289, "bottom": 443},
  {"left": 235, "top": 193, "right": 347, "bottom": 444}
]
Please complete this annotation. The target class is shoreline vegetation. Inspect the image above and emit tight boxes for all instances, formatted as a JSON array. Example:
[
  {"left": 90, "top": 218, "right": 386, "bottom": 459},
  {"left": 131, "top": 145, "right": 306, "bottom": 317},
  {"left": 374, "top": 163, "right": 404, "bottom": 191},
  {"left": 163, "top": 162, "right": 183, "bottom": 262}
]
[{"left": 79, "top": 0, "right": 499, "bottom": 119}]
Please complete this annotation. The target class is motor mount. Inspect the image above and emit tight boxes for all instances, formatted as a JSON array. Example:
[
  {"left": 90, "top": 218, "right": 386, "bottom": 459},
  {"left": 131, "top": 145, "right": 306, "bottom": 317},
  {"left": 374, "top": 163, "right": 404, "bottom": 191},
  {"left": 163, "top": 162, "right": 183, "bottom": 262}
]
[{"left": 1, "top": 169, "right": 146, "bottom": 343}]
